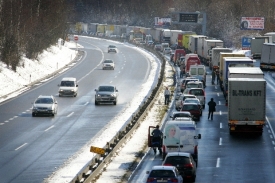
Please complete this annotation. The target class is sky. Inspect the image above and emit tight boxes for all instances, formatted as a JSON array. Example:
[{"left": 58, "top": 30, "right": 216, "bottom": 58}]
[{"left": 0, "top": 37, "right": 174, "bottom": 182}]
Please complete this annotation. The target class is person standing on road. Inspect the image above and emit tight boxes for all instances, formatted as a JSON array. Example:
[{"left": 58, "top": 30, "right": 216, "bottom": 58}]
[
  {"left": 208, "top": 98, "right": 216, "bottom": 120},
  {"left": 164, "top": 87, "right": 171, "bottom": 105},
  {"left": 180, "top": 62, "right": 185, "bottom": 78},
  {"left": 151, "top": 125, "right": 163, "bottom": 155}
]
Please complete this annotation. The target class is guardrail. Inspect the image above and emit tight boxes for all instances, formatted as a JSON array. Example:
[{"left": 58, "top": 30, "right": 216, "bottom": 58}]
[{"left": 70, "top": 45, "right": 166, "bottom": 183}]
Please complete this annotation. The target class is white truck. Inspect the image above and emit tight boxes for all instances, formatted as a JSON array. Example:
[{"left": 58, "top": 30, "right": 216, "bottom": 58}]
[
  {"left": 210, "top": 47, "right": 232, "bottom": 70},
  {"left": 201, "top": 38, "right": 223, "bottom": 65},
  {"left": 228, "top": 78, "right": 266, "bottom": 135},
  {"left": 260, "top": 43, "right": 275, "bottom": 71},
  {"left": 250, "top": 36, "right": 270, "bottom": 59}
]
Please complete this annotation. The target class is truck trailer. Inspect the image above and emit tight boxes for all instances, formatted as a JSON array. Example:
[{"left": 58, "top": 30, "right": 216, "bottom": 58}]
[
  {"left": 260, "top": 43, "right": 275, "bottom": 70},
  {"left": 210, "top": 48, "right": 232, "bottom": 71},
  {"left": 222, "top": 57, "right": 255, "bottom": 100},
  {"left": 228, "top": 78, "right": 266, "bottom": 135}
]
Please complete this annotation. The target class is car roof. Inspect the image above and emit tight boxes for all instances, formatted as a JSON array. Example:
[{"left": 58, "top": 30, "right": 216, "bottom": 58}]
[
  {"left": 61, "top": 77, "right": 76, "bottom": 81},
  {"left": 172, "top": 111, "right": 191, "bottom": 115},
  {"left": 152, "top": 165, "right": 176, "bottom": 171},
  {"left": 187, "top": 81, "right": 203, "bottom": 84},
  {"left": 174, "top": 117, "right": 193, "bottom": 121},
  {"left": 165, "top": 152, "right": 192, "bottom": 157}
]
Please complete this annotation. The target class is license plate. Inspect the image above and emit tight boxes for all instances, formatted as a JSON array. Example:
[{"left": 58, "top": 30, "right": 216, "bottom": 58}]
[{"left": 157, "top": 180, "right": 167, "bottom": 182}]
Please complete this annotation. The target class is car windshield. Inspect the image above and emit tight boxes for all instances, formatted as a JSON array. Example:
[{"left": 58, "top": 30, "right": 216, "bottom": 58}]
[
  {"left": 60, "top": 81, "right": 75, "bottom": 87},
  {"left": 109, "top": 45, "right": 116, "bottom": 48},
  {"left": 149, "top": 170, "right": 176, "bottom": 178},
  {"left": 98, "top": 86, "right": 115, "bottom": 92},
  {"left": 104, "top": 60, "right": 113, "bottom": 63},
  {"left": 35, "top": 98, "right": 53, "bottom": 104}
]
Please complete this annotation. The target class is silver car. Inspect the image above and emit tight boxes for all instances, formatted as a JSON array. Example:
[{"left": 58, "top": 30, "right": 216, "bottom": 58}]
[
  {"left": 32, "top": 95, "right": 58, "bottom": 117},
  {"left": 95, "top": 85, "right": 118, "bottom": 105},
  {"left": 102, "top": 59, "right": 115, "bottom": 70}
]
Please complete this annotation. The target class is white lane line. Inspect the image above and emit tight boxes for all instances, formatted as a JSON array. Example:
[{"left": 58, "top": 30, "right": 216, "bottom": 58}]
[
  {"left": 67, "top": 112, "right": 74, "bottom": 117},
  {"left": 216, "top": 158, "right": 220, "bottom": 167},
  {"left": 9, "top": 118, "right": 14, "bottom": 120},
  {"left": 84, "top": 102, "right": 89, "bottom": 106},
  {"left": 219, "top": 138, "right": 222, "bottom": 145},
  {"left": 15, "top": 143, "right": 27, "bottom": 151},
  {"left": 0, "top": 123, "right": 4, "bottom": 125},
  {"left": 45, "top": 125, "right": 55, "bottom": 132},
  {"left": 14, "top": 116, "right": 18, "bottom": 118},
  {"left": 268, "top": 130, "right": 271, "bottom": 133},
  {"left": 272, "top": 141, "right": 275, "bottom": 145},
  {"left": 266, "top": 116, "right": 275, "bottom": 139},
  {"left": 270, "top": 135, "right": 273, "bottom": 139},
  {"left": 5, "top": 120, "right": 9, "bottom": 123},
  {"left": 220, "top": 123, "right": 223, "bottom": 128}
]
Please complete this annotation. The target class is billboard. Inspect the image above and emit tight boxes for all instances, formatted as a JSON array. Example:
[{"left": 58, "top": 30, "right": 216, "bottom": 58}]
[
  {"left": 154, "top": 17, "right": 171, "bottom": 26},
  {"left": 240, "top": 17, "right": 264, "bottom": 30}
]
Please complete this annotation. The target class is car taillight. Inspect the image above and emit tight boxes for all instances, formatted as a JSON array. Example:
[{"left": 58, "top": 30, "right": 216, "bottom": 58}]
[
  {"left": 184, "top": 163, "right": 194, "bottom": 168},
  {"left": 146, "top": 178, "right": 155, "bottom": 182},
  {"left": 170, "top": 178, "right": 179, "bottom": 182}
]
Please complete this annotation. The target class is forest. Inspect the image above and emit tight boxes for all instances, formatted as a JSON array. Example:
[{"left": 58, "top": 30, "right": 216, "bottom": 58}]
[{"left": 1, "top": 0, "right": 275, "bottom": 71}]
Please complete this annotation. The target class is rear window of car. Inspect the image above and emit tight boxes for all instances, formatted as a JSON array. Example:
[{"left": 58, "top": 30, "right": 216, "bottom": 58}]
[
  {"left": 183, "top": 79, "right": 199, "bottom": 85},
  {"left": 186, "top": 83, "right": 201, "bottom": 88},
  {"left": 149, "top": 170, "right": 176, "bottom": 177},
  {"left": 165, "top": 156, "right": 190, "bottom": 165},
  {"left": 173, "top": 113, "right": 191, "bottom": 118},
  {"left": 182, "top": 104, "right": 199, "bottom": 110},
  {"left": 189, "top": 89, "right": 204, "bottom": 96}
]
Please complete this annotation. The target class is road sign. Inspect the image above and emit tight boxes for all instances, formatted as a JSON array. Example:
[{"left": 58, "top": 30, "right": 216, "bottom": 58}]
[
  {"left": 74, "top": 35, "right": 78, "bottom": 41},
  {"left": 90, "top": 146, "right": 105, "bottom": 155}
]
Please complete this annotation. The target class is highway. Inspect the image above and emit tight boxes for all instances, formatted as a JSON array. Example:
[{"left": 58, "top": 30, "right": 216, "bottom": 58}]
[
  {"left": 129, "top": 62, "right": 275, "bottom": 183},
  {"left": 0, "top": 37, "right": 157, "bottom": 183}
]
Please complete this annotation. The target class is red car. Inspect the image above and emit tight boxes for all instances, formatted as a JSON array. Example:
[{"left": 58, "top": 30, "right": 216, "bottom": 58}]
[{"left": 181, "top": 103, "right": 201, "bottom": 121}]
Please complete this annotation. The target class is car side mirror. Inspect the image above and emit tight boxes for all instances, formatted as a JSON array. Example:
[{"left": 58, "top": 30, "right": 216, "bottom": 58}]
[
  {"left": 95, "top": 89, "right": 97, "bottom": 91},
  {"left": 76, "top": 84, "right": 78, "bottom": 87},
  {"left": 194, "top": 134, "right": 201, "bottom": 139}
]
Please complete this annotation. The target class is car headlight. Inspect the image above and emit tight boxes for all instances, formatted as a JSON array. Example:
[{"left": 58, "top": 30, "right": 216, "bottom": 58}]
[
  {"left": 111, "top": 94, "right": 115, "bottom": 97},
  {"left": 32, "top": 107, "right": 37, "bottom": 110},
  {"left": 71, "top": 89, "right": 75, "bottom": 92},
  {"left": 96, "top": 94, "right": 101, "bottom": 97}
]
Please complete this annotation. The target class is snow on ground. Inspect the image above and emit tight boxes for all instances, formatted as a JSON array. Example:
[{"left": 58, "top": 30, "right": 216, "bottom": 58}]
[
  {"left": 0, "top": 37, "right": 173, "bottom": 183},
  {"left": 0, "top": 41, "right": 79, "bottom": 103}
]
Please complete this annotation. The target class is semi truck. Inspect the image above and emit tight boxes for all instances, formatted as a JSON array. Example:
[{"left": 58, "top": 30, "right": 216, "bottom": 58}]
[
  {"left": 210, "top": 48, "right": 232, "bottom": 71},
  {"left": 222, "top": 57, "right": 255, "bottom": 100},
  {"left": 260, "top": 43, "right": 275, "bottom": 70},
  {"left": 228, "top": 67, "right": 264, "bottom": 79},
  {"left": 250, "top": 36, "right": 270, "bottom": 59},
  {"left": 228, "top": 78, "right": 266, "bottom": 135},
  {"left": 218, "top": 53, "right": 245, "bottom": 90},
  {"left": 201, "top": 38, "right": 224, "bottom": 65}
]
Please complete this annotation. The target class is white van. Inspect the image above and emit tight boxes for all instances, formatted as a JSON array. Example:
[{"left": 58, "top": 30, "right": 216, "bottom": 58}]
[
  {"left": 162, "top": 120, "right": 201, "bottom": 164},
  {"left": 189, "top": 65, "right": 206, "bottom": 86},
  {"left": 58, "top": 77, "right": 78, "bottom": 97}
]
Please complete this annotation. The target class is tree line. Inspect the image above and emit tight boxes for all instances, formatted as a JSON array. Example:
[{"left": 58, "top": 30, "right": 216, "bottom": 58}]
[
  {"left": 2, "top": 0, "right": 275, "bottom": 71},
  {"left": 0, "top": 0, "right": 69, "bottom": 71}
]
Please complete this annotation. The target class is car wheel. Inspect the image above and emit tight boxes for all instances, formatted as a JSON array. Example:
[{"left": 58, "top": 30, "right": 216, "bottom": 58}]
[
  {"left": 95, "top": 100, "right": 98, "bottom": 105},
  {"left": 32, "top": 113, "right": 35, "bottom": 117},
  {"left": 197, "top": 117, "right": 200, "bottom": 121},
  {"left": 203, "top": 105, "right": 205, "bottom": 109},
  {"left": 113, "top": 101, "right": 116, "bottom": 105},
  {"left": 59, "top": 94, "right": 62, "bottom": 97}
]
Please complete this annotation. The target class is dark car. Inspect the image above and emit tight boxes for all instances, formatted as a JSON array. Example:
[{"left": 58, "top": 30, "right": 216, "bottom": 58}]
[
  {"left": 181, "top": 103, "right": 201, "bottom": 121},
  {"left": 146, "top": 165, "right": 183, "bottom": 183},
  {"left": 163, "top": 152, "right": 197, "bottom": 182},
  {"left": 170, "top": 111, "right": 192, "bottom": 120},
  {"left": 183, "top": 98, "right": 202, "bottom": 116}
]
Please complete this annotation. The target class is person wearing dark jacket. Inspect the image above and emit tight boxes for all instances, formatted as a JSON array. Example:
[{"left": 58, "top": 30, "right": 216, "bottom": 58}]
[
  {"left": 151, "top": 125, "right": 163, "bottom": 155},
  {"left": 208, "top": 98, "right": 216, "bottom": 120}
]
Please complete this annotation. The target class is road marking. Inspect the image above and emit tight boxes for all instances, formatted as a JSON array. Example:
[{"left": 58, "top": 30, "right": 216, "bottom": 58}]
[
  {"left": 220, "top": 123, "right": 222, "bottom": 128},
  {"left": 84, "top": 102, "right": 89, "bottom": 105},
  {"left": 268, "top": 130, "right": 271, "bottom": 133},
  {"left": 266, "top": 117, "right": 275, "bottom": 139},
  {"left": 272, "top": 141, "right": 275, "bottom": 145},
  {"left": 216, "top": 157, "right": 220, "bottom": 167},
  {"left": 5, "top": 120, "right": 9, "bottom": 123},
  {"left": 270, "top": 135, "right": 273, "bottom": 139},
  {"left": 0, "top": 123, "right": 4, "bottom": 125},
  {"left": 15, "top": 143, "right": 27, "bottom": 151},
  {"left": 45, "top": 125, "right": 55, "bottom": 132},
  {"left": 219, "top": 138, "right": 222, "bottom": 145},
  {"left": 67, "top": 112, "right": 74, "bottom": 117}
]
